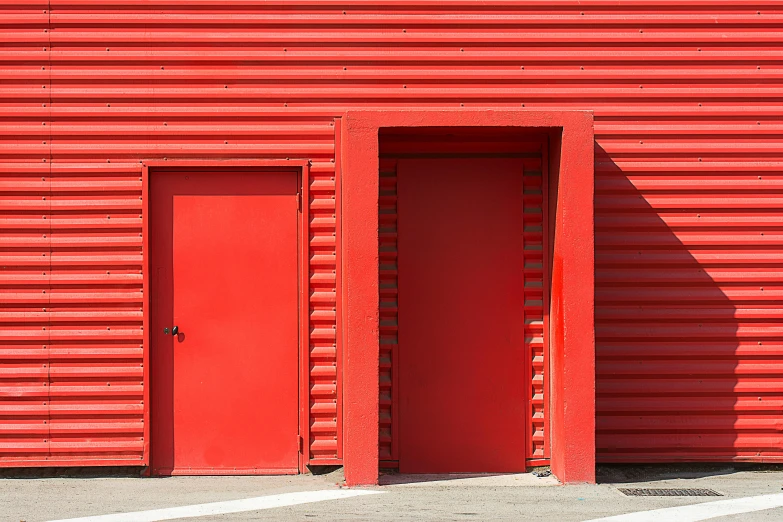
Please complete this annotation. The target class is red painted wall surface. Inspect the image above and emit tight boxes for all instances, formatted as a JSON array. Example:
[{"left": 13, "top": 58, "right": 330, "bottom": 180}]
[{"left": 1, "top": 1, "right": 781, "bottom": 467}]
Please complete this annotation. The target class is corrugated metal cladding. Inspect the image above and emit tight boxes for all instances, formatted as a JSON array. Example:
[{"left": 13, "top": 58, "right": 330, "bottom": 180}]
[
  {"left": 1, "top": 0, "right": 782, "bottom": 466},
  {"left": 378, "top": 130, "right": 548, "bottom": 468}
]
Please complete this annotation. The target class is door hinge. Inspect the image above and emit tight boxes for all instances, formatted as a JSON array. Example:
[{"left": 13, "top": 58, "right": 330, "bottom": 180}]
[{"left": 298, "top": 434, "right": 304, "bottom": 453}]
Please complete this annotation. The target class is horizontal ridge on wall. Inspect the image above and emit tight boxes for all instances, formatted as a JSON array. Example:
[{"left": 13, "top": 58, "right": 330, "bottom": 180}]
[{"left": 1, "top": 0, "right": 782, "bottom": 466}]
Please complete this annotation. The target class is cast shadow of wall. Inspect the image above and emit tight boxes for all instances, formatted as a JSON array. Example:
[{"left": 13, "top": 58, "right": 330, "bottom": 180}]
[{"left": 594, "top": 143, "right": 779, "bottom": 481}]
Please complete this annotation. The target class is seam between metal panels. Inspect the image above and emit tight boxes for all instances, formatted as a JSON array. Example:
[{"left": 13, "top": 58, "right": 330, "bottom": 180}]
[{"left": 45, "top": 0, "right": 52, "bottom": 463}]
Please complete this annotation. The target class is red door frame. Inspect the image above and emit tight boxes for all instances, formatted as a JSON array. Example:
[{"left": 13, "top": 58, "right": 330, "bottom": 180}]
[
  {"left": 340, "top": 110, "right": 596, "bottom": 485},
  {"left": 141, "top": 159, "right": 311, "bottom": 474}
]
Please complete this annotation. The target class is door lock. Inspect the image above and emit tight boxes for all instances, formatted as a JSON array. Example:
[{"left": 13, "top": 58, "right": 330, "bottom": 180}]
[{"left": 163, "top": 326, "right": 180, "bottom": 335}]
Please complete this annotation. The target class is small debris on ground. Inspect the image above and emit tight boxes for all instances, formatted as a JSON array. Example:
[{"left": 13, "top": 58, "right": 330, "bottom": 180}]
[{"left": 532, "top": 468, "right": 551, "bottom": 478}]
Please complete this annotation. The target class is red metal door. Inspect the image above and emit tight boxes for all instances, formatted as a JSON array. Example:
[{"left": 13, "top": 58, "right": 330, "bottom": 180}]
[
  {"left": 397, "top": 157, "right": 526, "bottom": 473},
  {"left": 150, "top": 169, "right": 300, "bottom": 475}
]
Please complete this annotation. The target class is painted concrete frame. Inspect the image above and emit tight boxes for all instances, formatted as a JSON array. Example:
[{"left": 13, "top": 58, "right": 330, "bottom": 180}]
[{"left": 340, "top": 110, "right": 595, "bottom": 485}]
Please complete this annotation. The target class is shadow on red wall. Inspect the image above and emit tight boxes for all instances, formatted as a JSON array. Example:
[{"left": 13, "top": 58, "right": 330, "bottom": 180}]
[{"left": 594, "top": 143, "right": 780, "bottom": 466}]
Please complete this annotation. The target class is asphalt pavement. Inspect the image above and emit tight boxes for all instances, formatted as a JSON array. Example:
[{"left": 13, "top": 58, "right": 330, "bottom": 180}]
[{"left": 2, "top": 465, "right": 782, "bottom": 521}]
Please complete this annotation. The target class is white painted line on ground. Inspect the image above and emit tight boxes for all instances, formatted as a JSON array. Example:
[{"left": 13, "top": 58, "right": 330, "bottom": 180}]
[
  {"left": 47, "top": 488, "right": 384, "bottom": 522},
  {"left": 587, "top": 492, "right": 783, "bottom": 522}
]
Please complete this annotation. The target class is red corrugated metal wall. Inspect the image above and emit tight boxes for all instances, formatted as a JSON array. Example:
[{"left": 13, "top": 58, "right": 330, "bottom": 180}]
[{"left": 2, "top": 0, "right": 782, "bottom": 466}]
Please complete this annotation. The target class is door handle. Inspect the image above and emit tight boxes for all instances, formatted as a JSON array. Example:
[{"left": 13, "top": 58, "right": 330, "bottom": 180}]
[{"left": 163, "top": 326, "right": 180, "bottom": 335}]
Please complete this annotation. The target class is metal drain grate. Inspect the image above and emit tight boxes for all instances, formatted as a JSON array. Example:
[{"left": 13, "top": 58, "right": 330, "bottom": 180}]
[{"left": 619, "top": 488, "right": 723, "bottom": 497}]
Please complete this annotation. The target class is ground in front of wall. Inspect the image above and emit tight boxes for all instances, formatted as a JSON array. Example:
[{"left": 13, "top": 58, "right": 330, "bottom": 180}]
[{"left": 2, "top": 465, "right": 783, "bottom": 521}]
